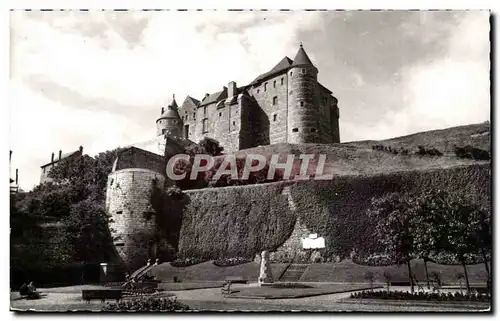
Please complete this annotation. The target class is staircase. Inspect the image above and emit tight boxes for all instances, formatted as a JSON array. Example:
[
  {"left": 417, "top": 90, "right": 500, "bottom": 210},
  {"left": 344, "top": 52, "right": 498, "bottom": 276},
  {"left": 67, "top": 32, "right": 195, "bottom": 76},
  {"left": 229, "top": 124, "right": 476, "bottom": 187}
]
[
  {"left": 122, "top": 264, "right": 155, "bottom": 288},
  {"left": 278, "top": 264, "right": 309, "bottom": 282}
]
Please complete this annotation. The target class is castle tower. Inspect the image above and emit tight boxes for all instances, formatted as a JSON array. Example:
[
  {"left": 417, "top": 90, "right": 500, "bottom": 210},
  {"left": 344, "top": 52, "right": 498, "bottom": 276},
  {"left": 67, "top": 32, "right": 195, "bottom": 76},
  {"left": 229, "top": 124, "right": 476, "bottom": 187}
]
[
  {"left": 156, "top": 95, "right": 183, "bottom": 137},
  {"left": 106, "top": 167, "right": 166, "bottom": 271},
  {"left": 287, "top": 44, "right": 320, "bottom": 144}
]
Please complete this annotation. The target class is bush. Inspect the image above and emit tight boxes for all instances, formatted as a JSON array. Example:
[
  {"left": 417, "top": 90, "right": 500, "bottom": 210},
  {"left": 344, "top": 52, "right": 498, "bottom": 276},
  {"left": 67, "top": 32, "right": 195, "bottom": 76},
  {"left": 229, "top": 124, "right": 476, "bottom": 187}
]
[
  {"left": 170, "top": 257, "right": 206, "bottom": 267},
  {"left": 417, "top": 146, "right": 443, "bottom": 157},
  {"left": 213, "top": 257, "right": 251, "bottom": 267},
  {"left": 455, "top": 146, "right": 490, "bottom": 161},
  {"left": 103, "top": 297, "right": 190, "bottom": 311},
  {"left": 349, "top": 290, "right": 489, "bottom": 302}
]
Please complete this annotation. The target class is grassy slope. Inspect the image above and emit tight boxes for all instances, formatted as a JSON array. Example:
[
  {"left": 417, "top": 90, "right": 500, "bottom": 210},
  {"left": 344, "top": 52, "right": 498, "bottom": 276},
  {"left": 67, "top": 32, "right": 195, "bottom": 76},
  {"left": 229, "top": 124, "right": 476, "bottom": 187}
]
[
  {"left": 233, "top": 122, "right": 490, "bottom": 178},
  {"left": 150, "top": 261, "right": 288, "bottom": 282},
  {"left": 300, "top": 259, "right": 487, "bottom": 284},
  {"left": 149, "top": 259, "right": 487, "bottom": 285},
  {"left": 345, "top": 122, "right": 490, "bottom": 153}
]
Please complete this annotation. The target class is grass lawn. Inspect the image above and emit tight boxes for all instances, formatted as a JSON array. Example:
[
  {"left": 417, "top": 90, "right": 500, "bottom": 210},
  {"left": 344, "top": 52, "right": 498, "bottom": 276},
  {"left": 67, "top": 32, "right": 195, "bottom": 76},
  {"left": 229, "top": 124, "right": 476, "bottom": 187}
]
[
  {"left": 159, "top": 281, "right": 225, "bottom": 291},
  {"left": 225, "top": 284, "right": 381, "bottom": 299}
]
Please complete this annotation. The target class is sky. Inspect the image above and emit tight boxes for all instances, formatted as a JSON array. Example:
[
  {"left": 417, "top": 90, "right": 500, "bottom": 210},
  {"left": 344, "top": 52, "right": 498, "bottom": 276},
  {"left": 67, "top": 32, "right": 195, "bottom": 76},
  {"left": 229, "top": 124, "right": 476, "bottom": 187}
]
[{"left": 8, "top": 10, "right": 490, "bottom": 191}]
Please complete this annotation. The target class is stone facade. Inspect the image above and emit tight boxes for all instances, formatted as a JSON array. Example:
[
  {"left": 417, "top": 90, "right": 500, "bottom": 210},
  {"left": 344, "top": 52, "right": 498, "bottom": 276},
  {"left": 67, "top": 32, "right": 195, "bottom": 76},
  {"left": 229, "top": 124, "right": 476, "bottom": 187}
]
[
  {"left": 175, "top": 45, "right": 340, "bottom": 152},
  {"left": 106, "top": 168, "right": 166, "bottom": 271}
]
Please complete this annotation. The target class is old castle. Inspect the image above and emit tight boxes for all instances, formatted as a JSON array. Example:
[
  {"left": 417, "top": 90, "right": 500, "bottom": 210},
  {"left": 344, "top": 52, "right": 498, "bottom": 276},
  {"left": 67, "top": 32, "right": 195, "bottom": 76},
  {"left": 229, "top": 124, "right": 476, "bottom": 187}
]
[
  {"left": 105, "top": 45, "right": 342, "bottom": 269},
  {"left": 157, "top": 44, "right": 340, "bottom": 152}
]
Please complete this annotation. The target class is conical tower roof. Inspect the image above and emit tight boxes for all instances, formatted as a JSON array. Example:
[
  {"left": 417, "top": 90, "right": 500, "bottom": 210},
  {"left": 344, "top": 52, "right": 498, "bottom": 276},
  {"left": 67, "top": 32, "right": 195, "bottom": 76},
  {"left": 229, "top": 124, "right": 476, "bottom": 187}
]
[
  {"left": 157, "top": 94, "right": 181, "bottom": 121},
  {"left": 291, "top": 43, "right": 314, "bottom": 67}
]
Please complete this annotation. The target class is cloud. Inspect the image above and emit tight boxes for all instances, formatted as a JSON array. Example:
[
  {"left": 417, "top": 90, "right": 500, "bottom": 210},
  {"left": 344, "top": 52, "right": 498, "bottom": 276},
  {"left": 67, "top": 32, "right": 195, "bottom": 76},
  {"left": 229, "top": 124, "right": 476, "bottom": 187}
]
[
  {"left": 9, "top": 10, "right": 324, "bottom": 190},
  {"left": 355, "top": 11, "right": 490, "bottom": 141}
]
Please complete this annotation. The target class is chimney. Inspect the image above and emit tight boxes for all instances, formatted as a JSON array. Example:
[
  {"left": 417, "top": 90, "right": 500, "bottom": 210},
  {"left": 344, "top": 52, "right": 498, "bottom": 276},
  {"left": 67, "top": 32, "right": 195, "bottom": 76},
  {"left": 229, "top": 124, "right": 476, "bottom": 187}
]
[
  {"left": 205, "top": 93, "right": 210, "bottom": 99},
  {"left": 15, "top": 169, "right": 18, "bottom": 185},
  {"left": 228, "top": 81, "right": 237, "bottom": 97},
  {"left": 161, "top": 107, "right": 164, "bottom": 115},
  {"left": 59, "top": 150, "right": 62, "bottom": 161},
  {"left": 79, "top": 146, "right": 83, "bottom": 154},
  {"left": 51, "top": 152, "right": 54, "bottom": 163}
]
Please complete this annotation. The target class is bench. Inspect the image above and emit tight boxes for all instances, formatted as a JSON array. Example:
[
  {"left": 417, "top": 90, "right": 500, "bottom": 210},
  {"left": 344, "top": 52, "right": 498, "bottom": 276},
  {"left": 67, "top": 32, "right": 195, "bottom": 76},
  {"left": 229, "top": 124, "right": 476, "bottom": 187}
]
[
  {"left": 82, "top": 289, "right": 123, "bottom": 303},
  {"left": 225, "top": 276, "right": 247, "bottom": 284}
]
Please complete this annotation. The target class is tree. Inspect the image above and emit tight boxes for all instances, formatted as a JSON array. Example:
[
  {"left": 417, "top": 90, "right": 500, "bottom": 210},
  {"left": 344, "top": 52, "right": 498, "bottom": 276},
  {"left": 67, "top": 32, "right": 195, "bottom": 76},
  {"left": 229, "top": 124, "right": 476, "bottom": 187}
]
[
  {"left": 186, "top": 137, "right": 224, "bottom": 157},
  {"left": 62, "top": 198, "right": 114, "bottom": 264},
  {"left": 366, "top": 193, "right": 419, "bottom": 293},
  {"left": 419, "top": 191, "right": 490, "bottom": 294}
]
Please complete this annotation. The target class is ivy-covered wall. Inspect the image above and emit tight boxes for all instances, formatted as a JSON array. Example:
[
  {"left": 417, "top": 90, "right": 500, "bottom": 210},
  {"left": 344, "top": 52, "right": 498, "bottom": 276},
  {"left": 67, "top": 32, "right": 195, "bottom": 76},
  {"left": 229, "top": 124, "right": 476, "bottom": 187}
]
[{"left": 176, "top": 164, "right": 490, "bottom": 262}]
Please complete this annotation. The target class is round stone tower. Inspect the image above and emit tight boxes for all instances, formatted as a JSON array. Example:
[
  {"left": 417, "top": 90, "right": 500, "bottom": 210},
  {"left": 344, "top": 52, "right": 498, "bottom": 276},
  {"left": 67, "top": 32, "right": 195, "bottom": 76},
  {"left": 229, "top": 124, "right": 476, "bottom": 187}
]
[
  {"left": 105, "top": 168, "right": 166, "bottom": 271},
  {"left": 287, "top": 44, "right": 320, "bottom": 144},
  {"left": 156, "top": 95, "right": 182, "bottom": 137}
]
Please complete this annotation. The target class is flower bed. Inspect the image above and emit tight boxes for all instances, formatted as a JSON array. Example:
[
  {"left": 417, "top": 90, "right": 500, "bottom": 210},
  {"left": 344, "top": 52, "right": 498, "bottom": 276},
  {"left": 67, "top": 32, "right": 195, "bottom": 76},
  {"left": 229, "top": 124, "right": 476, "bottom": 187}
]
[
  {"left": 213, "top": 257, "right": 251, "bottom": 267},
  {"left": 350, "top": 290, "right": 489, "bottom": 302},
  {"left": 169, "top": 258, "right": 206, "bottom": 267},
  {"left": 103, "top": 297, "right": 190, "bottom": 311}
]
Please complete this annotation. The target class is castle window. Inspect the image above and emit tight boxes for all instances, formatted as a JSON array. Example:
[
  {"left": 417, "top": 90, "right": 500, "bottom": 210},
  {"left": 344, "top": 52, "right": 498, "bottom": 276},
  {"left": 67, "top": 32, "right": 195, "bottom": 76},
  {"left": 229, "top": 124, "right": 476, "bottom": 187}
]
[
  {"left": 233, "top": 121, "right": 236, "bottom": 126},
  {"left": 193, "top": 113, "right": 196, "bottom": 120},
  {"left": 264, "top": 83, "right": 268, "bottom": 92},
  {"left": 273, "top": 81, "right": 276, "bottom": 88},
  {"left": 219, "top": 112, "right": 222, "bottom": 117},
  {"left": 273, "top": 114, "right": 277, "bottom": 122},
  {"left": 273, "top": 96, "right": 278, "bottom": 105},
  {"left": 162, "top": 129, "right": 166, "bottom": 135},
  {"left": 257, "top": 89, "right": 260, "bottom": 94},
  {"left": 300, "top": 101, "right": 304, "bottom": 107},
  {"left": 290, "top": 71, "right": 293, "bottom": 76},
  {"left": 43, "top": 167, "right": 46, "bottom": 174},
  {"left": 311, "top": 128, "right": 317, "bottom": 133},
  {"left": 116, "top": 211, "right": 123, "bottom": 214},
  {"left": 292, "top": 128, "right": 299, "bottom": 132},
  {"left": 114, "top": 242, "right": 125, "bottom": 247},
  {"left": 203, "top": 106, "right": 207, "bottom": 117},
  {"left": 281, "top": 78, "right": 284, "bottom": 85},
  {"left": 202, "top": 118, "right": 208, "bottom": 133},
  {"left": 301, "top": 68, "right": 306, "bottom": 74}
]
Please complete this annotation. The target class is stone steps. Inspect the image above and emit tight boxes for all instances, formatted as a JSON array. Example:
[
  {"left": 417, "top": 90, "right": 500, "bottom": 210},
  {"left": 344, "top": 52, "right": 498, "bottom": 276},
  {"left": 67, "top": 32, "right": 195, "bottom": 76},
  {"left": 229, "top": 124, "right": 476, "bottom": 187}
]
[{"left": 278, "top": 264, "right": 309, "bottom": 282}]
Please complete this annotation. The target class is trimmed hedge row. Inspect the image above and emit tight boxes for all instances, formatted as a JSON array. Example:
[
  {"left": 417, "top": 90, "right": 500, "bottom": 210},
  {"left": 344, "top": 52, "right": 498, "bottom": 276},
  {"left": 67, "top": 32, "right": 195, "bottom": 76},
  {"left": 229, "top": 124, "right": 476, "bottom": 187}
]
[{"left": 175, "top": 164, "right": 489, "bottom": 263}]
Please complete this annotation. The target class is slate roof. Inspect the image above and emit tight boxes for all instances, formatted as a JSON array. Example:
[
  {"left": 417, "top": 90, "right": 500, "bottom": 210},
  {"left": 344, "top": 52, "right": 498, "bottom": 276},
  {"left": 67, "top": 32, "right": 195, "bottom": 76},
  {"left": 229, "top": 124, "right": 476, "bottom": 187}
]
[
  {"left": 249, "top": 56, "right": 293, "bottom": 85},
  {"left": 199, "top": 88, "right": 228, "bottom": 106},
  {"left": 291, "top": 44, "right": 315, "bottom": 67},
  {"left": 185, "top": 46, "right": 330, "bottom": 109},
  {"left": 41, "top": 150, "right": 81, "bottom": 168}
]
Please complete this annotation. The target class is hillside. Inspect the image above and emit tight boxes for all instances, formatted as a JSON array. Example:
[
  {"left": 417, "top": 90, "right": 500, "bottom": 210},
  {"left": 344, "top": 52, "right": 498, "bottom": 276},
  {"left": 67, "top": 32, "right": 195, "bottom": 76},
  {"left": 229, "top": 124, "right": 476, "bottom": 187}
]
[
  {"left": 230, "top": 122, "right": 490, "bottom": 179},
  {"left": 345, "top": 122, "right": 490, "bottom": 153}
]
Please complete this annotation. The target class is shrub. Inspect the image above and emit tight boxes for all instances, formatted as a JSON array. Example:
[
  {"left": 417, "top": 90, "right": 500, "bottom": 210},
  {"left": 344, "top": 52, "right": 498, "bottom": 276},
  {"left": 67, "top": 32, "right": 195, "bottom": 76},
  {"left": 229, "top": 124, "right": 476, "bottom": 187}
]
[
  {"left": 455, "top": 145, "right": 490, "bottom": 161},
  {"left": 213, "top": 257, "right": 251, "bottom": 267},
  {"left": 349, "top": 290, "right": 488, "bottom": 302},
  {"left": 103, "top": 297, "right": 190, "bottom": 311},
  {"left": 170, "top": 257, "right": 206, "bottom": 267},
  {"left": 417, "top": 146, "right": 443, "bottom": 157}
]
